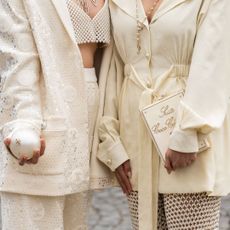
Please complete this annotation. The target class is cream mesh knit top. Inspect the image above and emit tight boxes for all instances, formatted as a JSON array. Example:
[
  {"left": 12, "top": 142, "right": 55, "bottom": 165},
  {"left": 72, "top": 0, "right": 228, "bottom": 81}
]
[{"left": 66, "top": 0, "right": 110, "bottom": 44}]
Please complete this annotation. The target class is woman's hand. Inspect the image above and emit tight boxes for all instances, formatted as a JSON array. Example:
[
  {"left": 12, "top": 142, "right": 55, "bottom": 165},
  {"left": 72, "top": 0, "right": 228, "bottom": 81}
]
[
  {"left": 115, "top": 160, "right": 133, "bottom": 196},
  {"left": 4, "top": 137, "right": 46, "bottom": 166},
  {"left": 164, "top": 149, "right": 197, "bottom": 174}
]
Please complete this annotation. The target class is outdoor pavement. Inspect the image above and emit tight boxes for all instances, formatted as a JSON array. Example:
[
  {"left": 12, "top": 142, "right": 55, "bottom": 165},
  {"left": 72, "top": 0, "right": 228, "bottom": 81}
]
[{"left": 89, "top": 188, "right": 230, "bottom": 230}]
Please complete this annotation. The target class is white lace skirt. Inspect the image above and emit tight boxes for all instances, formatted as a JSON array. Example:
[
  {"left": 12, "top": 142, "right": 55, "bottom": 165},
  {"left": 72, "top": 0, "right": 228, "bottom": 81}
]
[{"left": 84, "top": 68, "right": 99, "bottom": 152}]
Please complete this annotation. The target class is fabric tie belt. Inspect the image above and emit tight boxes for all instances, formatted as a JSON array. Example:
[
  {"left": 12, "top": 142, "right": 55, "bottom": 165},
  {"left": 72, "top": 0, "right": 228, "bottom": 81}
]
[{"left": 123, "top": 63, "right": 190, "bottom": 230}]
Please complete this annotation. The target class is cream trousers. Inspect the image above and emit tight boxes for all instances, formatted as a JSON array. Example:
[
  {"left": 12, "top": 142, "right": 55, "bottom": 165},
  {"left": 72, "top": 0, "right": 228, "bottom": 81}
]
[{"left": 0, "top": 68, "right": 99, "bottom": 230}]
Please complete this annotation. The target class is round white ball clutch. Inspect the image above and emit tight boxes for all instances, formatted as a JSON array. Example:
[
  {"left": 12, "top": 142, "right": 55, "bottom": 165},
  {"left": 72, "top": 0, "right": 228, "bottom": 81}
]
[{"left": 9, "top": 129, "right": 41, "bottom": 159}]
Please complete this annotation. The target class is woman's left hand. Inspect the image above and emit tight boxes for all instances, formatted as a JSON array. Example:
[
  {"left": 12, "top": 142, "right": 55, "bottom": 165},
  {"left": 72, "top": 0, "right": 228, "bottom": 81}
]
[{"left": 164, "top": 149, "right": 197, "bottom": 174}]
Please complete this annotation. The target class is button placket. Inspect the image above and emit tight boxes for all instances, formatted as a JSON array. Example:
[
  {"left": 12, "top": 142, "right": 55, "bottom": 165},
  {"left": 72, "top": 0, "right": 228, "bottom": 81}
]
[
  {"left": 146, "top": 80, "right": 152, "bottom": 88},
  {"left": 145, "top": 52, "right": 150, "bottom": 59},
  {"left": 145, "top": 28, "right": 153, "bottom": 88},
  {"left": 124, "top": 64, "right": 132, "bottom": 77},
  {"left": 106, "top": 159, "right": 112, "bottom": 166},
  {"left": 145, "top": 29, "right": 152, "bottom": 62}
]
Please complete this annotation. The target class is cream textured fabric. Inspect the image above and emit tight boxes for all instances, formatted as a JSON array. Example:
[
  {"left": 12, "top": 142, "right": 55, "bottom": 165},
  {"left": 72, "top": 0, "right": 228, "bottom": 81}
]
[
  {"left": 66, "top": 0, "right": 110, "bottom": 45},
  {"left": 97, "top": 0, "right": 230, "bottom": 229},
  {"left": 0, "top": 0, "right": 112, "bottom": 196},
  {"left": 128, "top": 191, "right": 221, "bottom": 230},
  {"left": 84, "top": 68, "right": 99, "bottom": 152},
  {"left": 98, "top": 0, "right": 230, "bottom": 193},
  {"left": 1, "top": 192, "right": 90, "bottom": 230},
  {"left": 0, "top": 0, "right": 88, "bottom": 195},
  {"left": 0, "top": 71, "right": 98, "bottom": 230}
]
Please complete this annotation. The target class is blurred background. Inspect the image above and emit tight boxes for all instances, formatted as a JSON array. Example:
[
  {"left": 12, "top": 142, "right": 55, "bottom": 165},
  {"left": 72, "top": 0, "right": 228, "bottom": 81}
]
[
  {"left": 89, "top": 188, "right": 230, "bottom": 230},
  {"left": 0, "top": 188, "right": 230, "bottom": 229}
]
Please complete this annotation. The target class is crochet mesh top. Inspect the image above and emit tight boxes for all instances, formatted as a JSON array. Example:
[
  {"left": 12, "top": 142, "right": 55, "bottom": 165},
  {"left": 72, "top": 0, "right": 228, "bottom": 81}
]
[{"left": 66, "top": 0, "right": 110, "bottom": 45}]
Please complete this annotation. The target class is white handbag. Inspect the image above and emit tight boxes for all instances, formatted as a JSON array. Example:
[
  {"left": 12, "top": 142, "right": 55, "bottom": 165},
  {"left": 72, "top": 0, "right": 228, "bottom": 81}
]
[{"left": 140, "top": 91, "right": 210, "bottom": 161}]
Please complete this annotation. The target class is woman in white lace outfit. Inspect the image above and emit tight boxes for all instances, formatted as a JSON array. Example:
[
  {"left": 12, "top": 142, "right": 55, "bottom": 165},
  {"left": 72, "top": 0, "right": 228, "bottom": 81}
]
[
  {"left": 0, "top": 0, "right": 110, "bottom": 229},
  {"left": 97, "top": 0, "right": 230, "bottom": 229}
]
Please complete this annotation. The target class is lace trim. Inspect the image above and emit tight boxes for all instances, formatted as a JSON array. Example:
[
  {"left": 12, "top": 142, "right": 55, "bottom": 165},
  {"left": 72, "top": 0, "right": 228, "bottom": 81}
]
[{"left": 66, "top": 0, "right": 110, "bottom": 44}]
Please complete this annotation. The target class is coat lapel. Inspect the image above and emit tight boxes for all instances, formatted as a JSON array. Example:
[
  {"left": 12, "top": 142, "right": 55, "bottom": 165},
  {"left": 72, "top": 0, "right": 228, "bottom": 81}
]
[
  {"left": 153, "top": 0, "right": 189, "bottom": 22},
  {"left": 110, "top": 0, "right": 137, "bottom": 21},
  {"left": 51, "top": 0, "right": 75, "bottom": 42},
  {"left": 111, "top": 0, "right": 189, "bottom": 27}
]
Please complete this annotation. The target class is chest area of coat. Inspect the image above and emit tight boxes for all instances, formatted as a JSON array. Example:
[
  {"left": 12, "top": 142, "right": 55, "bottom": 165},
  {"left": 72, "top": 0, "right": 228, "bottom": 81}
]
[{"left": 110, "top": 1, "right": 203, "bottom": 44}]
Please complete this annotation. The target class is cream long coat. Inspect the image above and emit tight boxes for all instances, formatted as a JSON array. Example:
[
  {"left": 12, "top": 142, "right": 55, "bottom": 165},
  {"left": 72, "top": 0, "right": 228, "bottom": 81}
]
[
  {"left": 97, "top": 0, "right": 230, "bottom": 229},
  {"left": 0, "top": 0, "right": 113, "bottom": 196}
]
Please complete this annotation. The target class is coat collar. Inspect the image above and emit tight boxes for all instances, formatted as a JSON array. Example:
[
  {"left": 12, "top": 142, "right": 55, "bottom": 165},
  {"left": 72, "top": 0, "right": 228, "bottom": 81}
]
[
  {"left": 51, "top": 0, "right": 75, "bottom": 42},
  {"left": 111, "top": 0, "right": 189, "bottom": 28}
]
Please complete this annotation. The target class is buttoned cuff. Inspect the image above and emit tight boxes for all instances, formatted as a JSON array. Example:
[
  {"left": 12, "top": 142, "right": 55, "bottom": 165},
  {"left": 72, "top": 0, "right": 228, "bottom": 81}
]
[
  {"left": 169, "top": 129, "right": 199, "bottom": 153},
  {"left": 97, "top": 140, "right": 129, "bottom": 171}
]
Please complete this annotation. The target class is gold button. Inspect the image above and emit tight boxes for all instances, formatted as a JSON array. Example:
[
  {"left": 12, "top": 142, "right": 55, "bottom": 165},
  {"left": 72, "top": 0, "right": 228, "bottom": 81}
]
[
  {"left": 146, "top": 80, "right": 151, "bottom": 88},
  {"left": 145, "top": 52, "right": 150, "bottom": 58},
  {"left": 124, "top": 65, "right": 131, "bottom": 76},
  {"left": 107, "top": 159, "right": 112, "bottom": 166}
]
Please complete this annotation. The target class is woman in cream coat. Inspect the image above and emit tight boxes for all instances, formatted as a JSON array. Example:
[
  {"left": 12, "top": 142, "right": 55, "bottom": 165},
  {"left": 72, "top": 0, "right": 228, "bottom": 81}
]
[
  {"left": 97, "top": 0, "right": 230, "bottom": 229},
  {"left": 0, "top": 0, "right": 111, "bottom": 229}
]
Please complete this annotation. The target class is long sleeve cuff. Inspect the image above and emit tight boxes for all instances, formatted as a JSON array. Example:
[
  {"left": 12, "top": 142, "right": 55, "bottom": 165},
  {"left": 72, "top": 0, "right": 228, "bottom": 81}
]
[
  {"left": 169, "top": 129, "right": 199, "bottom": 153},
  {"left": 97, "top": 139, "right": 129, "bottom": 171}
]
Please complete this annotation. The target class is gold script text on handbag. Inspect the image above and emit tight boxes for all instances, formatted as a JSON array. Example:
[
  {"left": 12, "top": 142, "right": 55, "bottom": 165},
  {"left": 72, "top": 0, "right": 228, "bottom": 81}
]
[{"left": 140, "top": 91, "right": 210, "bottom": 161}]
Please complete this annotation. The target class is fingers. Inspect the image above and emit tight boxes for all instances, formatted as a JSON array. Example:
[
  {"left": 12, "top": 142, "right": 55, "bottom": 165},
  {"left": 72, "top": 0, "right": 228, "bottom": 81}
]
[
  {"left": 115, "top": 162, "right": 133, "bottom": 195},
  {"left": 164, "top": 156, "right": 173, "bottom": 174},
  {"left": 164, "top": 151, "right": 174, "bottom": 174},
  {"left": 29, "top": 138, "right": 46, "bottom": 163},
  {"left": 4, "top": 138, "right": 14, "bottom": 158},
  {"left": 4, "top": 138, "right": 11, "bottom": 146},
  {"left": 172, "top": 160, "right": 186, "bottom": 170},
  {"left": 179, "top": 154, "right": 196, "bottom": 168},
  {"left": 122, "top": 161, "right": 133, "bottom": 194},
  {"left": 186, "top": 157, "right": 196, "bottom": 167},
  {"left": 186, "top": 160, "right": 193, "bottom": 167},
  {"left": 117, "top": 166, "right": 132, "bottom": 195},
  {"left": 164, "top": 149, "right": 197, "bottom": 173},
  {"left": 115, "top": 170, "right": 128, "bottom": 194},
  {"left": 19, "top": 155, "right": 28, "bottom": 166},
  {"left": 191, "top": 154, "right": 197, "bottom": 161},
  {"left": 30, "top": 150, "right": 40, "bottom": 164},
  {"left": 123, "top": 160, "right": 132, "bottom": 180},
  {"left": 165, "top": 149, "right": 197, "bottom": 174},
  {"left": 17, "top": 137, "right": 46, "bottom": 166},
  {"left": 39, "top": 138, "right": 46, "bottom": 156},
  {"left": 29, "top": 137, "right": 46, "bottom": 163},
  {"left": 18, "top": 151, "right": 39, "bottom": 166}
]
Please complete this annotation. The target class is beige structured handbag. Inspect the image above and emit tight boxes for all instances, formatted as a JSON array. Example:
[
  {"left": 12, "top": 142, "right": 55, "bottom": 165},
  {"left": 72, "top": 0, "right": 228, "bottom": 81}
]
[{"left": 140, "top": 91, "right": 210, "bottom": 161}]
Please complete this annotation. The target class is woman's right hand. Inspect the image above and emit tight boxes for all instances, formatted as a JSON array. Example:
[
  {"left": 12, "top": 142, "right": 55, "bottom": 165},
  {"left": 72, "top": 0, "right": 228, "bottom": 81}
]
[
  {"left": 4, "top": 137, "right": 46, "bottom": 166},
  {"left": 115, "top": 160, "right": 133, "bottom": 195}
]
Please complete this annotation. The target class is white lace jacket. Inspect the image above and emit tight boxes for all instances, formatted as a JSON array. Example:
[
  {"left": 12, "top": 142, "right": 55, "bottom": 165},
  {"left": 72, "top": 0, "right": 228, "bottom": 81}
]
[{"left": 0, "top": 0, "right": 115, "bottom": 196}]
